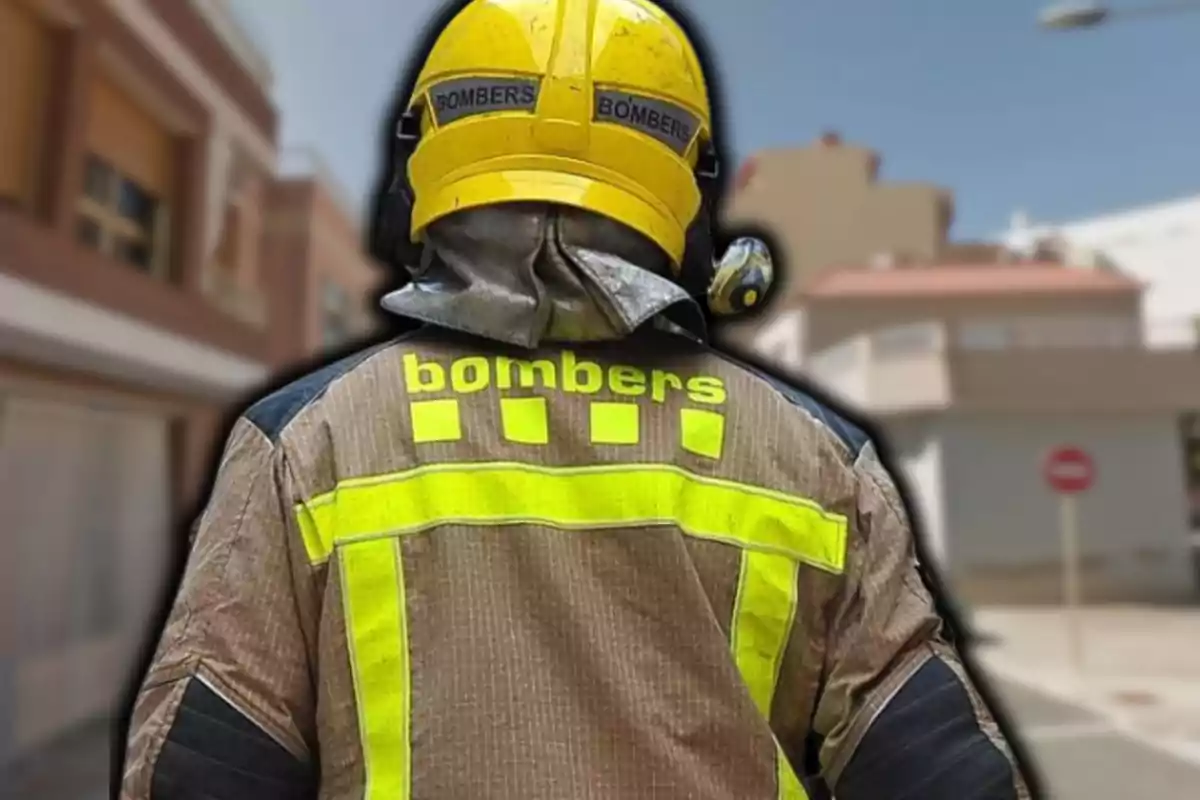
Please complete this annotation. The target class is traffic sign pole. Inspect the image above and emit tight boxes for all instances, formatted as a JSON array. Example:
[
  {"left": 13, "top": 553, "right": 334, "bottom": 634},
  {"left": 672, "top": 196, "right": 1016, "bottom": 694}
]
[
  {"left": 1043, "top": 445, "right": 1095, "bottom": 679},
  {"left": 1060, "top": 493, "right": 1084, "bottom": 675}
]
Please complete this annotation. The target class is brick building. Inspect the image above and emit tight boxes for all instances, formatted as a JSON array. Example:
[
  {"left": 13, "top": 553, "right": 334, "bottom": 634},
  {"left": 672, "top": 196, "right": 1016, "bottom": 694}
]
[{"left": 0, "top": 0, "right": 383, "bottom": 771}]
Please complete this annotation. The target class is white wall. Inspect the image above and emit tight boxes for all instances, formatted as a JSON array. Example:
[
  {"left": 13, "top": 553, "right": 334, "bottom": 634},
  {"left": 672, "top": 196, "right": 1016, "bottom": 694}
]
[
  {"left": 884, "top": 418, "right": 948, "bottom": 569},
  {"left": 0, "top": 397, "right": 171, "bottom": 755},
  {"left": 751, "top": 308, "right": 806, "bottom": 372},
  {"left": 1002, "top": 196, "right": 1200, "bottom": 348},
  {"left": 933, "top": 412, "right": 1194, "bottom": 602}
]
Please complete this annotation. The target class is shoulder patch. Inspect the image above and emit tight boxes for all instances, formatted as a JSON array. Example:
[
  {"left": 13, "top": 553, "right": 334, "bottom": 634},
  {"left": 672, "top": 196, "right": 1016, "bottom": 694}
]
[
  {"left": 245, "top": 338, "right": 399, "bottom": 441},
  {"left": 708, "top": 347, "right": 871, "bottom": 458}
]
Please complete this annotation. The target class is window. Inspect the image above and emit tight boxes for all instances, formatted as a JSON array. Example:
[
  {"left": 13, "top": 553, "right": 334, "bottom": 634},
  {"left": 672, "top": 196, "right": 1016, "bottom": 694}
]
[
  {"left": 957, "top": 321, "right": 1009, "bottom": 350},
  {"left": 75, "top": 216, "right": 101, "bottom": 247},
  {"left": 83, "top": 155, "right": 111, "bottom": 203},
  {"left": 0, "top": 0, "right": 52, "bottom": 209},
  {"left": 322, "top": 279, "right": 352, "bottom": 348},
  {"left": 76, "top": 153, "right": 170, "bottom": 276},
  {"left": 82, "top": 72, "right": 175, "bottom": 275},
  {"left": 213, "top": 202, "right": 242, "bottom": 272},
  {"left": 873, "top": 322, "right": 941, "bottom": 357}
]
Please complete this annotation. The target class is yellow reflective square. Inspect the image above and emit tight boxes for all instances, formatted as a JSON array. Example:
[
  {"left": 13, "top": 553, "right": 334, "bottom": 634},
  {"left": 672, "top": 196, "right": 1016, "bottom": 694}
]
[
  {"left": 500, "top": 396, "right": 549, "bottom": 444},
  {"left": 409, "top": 399, "right": 462, "bottom": 443},
  {"left": 589, "top": 401, "right": 639, "bottom": 445},
  {"left": 680, "top": 408, "right": 725, "bottom": 459}
]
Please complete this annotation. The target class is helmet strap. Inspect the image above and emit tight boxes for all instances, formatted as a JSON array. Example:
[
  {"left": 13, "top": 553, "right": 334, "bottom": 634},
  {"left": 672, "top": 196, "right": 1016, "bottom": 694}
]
[
  {"left": 677, "top": 139, "right": 721, "bottom": 298},
  {"left": 371, "top": 108, "right": 424, "bottom": 270}
]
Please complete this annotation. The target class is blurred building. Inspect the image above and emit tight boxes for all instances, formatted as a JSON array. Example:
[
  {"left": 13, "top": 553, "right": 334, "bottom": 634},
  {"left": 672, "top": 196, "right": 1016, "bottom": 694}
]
[
  {"left": 1001, "top": 196, "right": 1200, "bottom": 349},
  {"left": 1000, "top": 194, "right": 1200, "bottom": 590},
  {"left": 0, "top": 0, "right": 383, "bottom": 776},
  {"left": 724, "top": 131, "right": 953, "bottom": 310},
  {"left": 267, "top": 148, "right": 386, "bottom": 364},
  {"left": 726, "top": 135, "right": 1197, "bottom": 607}
]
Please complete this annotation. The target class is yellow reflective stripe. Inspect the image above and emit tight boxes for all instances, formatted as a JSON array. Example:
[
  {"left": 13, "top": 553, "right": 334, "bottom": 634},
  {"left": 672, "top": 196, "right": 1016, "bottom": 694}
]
[
  {"left": 295, "top": 503, "right": 326, "bottom": 565},
  {"left": 731, "top": 550, "right": 807, "bottom": 799},
  {"left": 294, "top": 461, "right": 848, "bottom": 572},
  {"left": 731, "top": 550, "right": 799, "bottom": 718},
  {"left": 340, "top": 538, "right": 411, "bottom": 800},
  {"left": 776, "top": 742, "right": 810, "bottom": 800}
]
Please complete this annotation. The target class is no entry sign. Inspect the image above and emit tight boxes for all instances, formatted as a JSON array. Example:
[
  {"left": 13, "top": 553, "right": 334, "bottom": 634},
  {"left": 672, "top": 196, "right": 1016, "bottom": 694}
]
[{"left": 1044, "top": 446, "right": 1095, "bottom": 494}]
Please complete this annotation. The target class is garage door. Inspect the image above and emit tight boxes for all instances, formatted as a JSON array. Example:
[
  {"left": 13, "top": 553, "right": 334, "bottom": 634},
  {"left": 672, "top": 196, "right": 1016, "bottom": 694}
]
[{"left": 0, "top": 395, "right": 171, "bottom": 756}]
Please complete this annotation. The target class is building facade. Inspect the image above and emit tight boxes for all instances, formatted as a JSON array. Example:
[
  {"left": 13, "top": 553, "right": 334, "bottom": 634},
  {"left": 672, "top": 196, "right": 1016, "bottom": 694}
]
[
  {"left": 1001, "top": 195, "right": 1200, "bottom": 349},
  {"left": 268, "top": 148, "right": 387, "bottom": 364},
  {"left": 730, "top": 137, "right": 1199, "bottom": 607},
  {"left": 0, "top": 0, "right": 384, "bottom": 775},
  {"left": 724, "top": 132, "right": 953, "bottom": 305},
  {"left": 1000, "top": 194, "right": 1200, "bottom": 593}
]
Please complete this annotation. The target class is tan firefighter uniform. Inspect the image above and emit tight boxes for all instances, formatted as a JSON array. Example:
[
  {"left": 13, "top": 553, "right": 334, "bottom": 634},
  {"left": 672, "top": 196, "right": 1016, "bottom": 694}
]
[{"left": 121, "top": 1, "right": 1035, "bottom": 798}]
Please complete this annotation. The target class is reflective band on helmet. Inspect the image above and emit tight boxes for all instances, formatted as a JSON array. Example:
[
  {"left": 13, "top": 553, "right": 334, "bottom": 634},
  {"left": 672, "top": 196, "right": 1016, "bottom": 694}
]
[
  {"left": 339, "top": 537, "right": 412, "bottom": 800},
  {"left": 294, "top": 461, "right": 848, "bottom": 572},
  {"left": 594, "top": 89, "right": 700, "bottom": 155},
  {"left": 426, "top": 76, "right": 540, "bottom": 126}
]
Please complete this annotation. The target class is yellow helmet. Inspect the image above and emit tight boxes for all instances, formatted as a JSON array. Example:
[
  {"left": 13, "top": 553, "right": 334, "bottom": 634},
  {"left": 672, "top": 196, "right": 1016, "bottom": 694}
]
[{"left": 404, "top": 0, "right": 714, "bottom": 267}]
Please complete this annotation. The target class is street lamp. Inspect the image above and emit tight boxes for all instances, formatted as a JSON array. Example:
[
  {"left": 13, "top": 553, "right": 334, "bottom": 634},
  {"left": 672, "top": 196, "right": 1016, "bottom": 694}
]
[
  {"left": 1040, "top": 3, "right": 1109, "bottom": 28},
  {"left": 1039, "top": 1, "right": 1200, "bottom": 30}
]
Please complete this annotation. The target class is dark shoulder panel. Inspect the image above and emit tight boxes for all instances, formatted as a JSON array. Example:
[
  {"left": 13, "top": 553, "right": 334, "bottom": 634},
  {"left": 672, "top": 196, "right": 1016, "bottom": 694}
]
[
  {"left": 706, "top": 346, "right": 871, "bottom": 459},
  {"left": 152, "top": 678, "right": 315, "bottom": 799},
  {"left": 245, "top": 337, "right": 407, "bottom": 441},
  {"left": 835, "top": 657, "right": 1020, "bottom": 800}
]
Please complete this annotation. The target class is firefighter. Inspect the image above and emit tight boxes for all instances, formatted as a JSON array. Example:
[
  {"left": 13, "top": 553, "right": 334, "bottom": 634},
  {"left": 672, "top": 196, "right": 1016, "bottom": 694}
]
[{"left": 120, "top": 1, "right": 1035, "bottom": 798}]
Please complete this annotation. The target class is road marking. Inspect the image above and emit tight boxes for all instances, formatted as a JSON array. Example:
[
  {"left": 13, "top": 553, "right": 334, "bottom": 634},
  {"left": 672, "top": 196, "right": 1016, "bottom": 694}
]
[{"left": 1021, "top": 721, "right": 1114, "bottom": 742}]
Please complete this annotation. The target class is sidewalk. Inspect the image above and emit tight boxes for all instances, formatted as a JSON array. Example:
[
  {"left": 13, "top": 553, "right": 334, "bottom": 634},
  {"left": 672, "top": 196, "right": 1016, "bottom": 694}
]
[
  {"left": 2, "top": 717, "right": 113, "bottom": 800},
  {"left": 971, "top": 604, "right": 1200, "bottom": 765}
]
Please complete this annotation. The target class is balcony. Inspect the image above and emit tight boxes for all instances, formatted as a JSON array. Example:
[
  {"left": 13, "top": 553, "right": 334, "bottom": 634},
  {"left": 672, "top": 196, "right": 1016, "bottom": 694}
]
[
  {"left": 806, "top": 317, "right": 1200, "bottom": 414},
  {"left": 807, "top": 322, "right": 951, "bottom": 412},
  {"left": 0, "top": 209, "right": 271, "bottom": 358},
  {"left": 0, "top": 211, "right": 270, "bottom": 399}
]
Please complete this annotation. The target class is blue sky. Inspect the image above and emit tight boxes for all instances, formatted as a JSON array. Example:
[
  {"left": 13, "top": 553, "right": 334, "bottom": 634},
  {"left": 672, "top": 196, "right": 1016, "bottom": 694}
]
[{"left": 232, "top": 0, "right": 1200, "bottom": 238}]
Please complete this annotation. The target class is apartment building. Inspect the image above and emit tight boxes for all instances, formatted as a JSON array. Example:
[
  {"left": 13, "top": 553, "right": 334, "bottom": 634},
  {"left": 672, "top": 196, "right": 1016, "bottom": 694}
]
[
  {"left": 1001, "top": 195, "right": 1200, "bottom": 349},
  {"left": 267, "top": 148, "right": 388, "bottom": 365},
  {"left": 999, "top": 195, "right": 1200, "bottom": 592},
  {"left": 725, "top": 132, "right": 952, "bottom": 303},
  {"left": 728, "top": 136, "right": 1198, "bottom": 606},
  {"left": 0, "top": 0, "right": 384, "bottom": 773}
]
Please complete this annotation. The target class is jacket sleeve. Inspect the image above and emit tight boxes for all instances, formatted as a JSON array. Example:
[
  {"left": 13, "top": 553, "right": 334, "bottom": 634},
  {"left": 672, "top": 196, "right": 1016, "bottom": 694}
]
[
  {"left": 811, "top": 442, "right": 1035, "bottom": 800},
  {"left": 120, "top": 418, "right": 319, "bottom": 799}
]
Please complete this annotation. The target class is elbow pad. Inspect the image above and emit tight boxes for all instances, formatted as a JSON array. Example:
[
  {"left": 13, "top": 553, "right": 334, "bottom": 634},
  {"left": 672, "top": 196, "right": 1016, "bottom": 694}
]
[
  {"left": 834, "top": 657, "right": 1020, "bottom": 800},
  {"left": 151, "top": 679, "right": 315, "bottom": 800}
]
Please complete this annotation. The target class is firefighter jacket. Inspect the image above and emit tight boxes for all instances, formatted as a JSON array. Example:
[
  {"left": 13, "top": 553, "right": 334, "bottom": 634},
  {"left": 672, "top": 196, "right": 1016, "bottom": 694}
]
[{"left": 121, "top": 325, "right": 1033, "bottom": 800}]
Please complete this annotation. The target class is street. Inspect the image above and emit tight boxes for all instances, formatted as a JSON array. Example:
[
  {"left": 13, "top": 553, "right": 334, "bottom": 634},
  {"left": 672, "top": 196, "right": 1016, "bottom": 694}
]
[{"left": 993, "top": 677, "right": 1200, "bottom": 798}]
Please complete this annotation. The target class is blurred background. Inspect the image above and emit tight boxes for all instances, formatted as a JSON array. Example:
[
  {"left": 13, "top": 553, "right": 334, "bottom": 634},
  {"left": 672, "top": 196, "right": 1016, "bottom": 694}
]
[{"left": 1, "top": 0, "right": 1199, "bottom": 797}]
